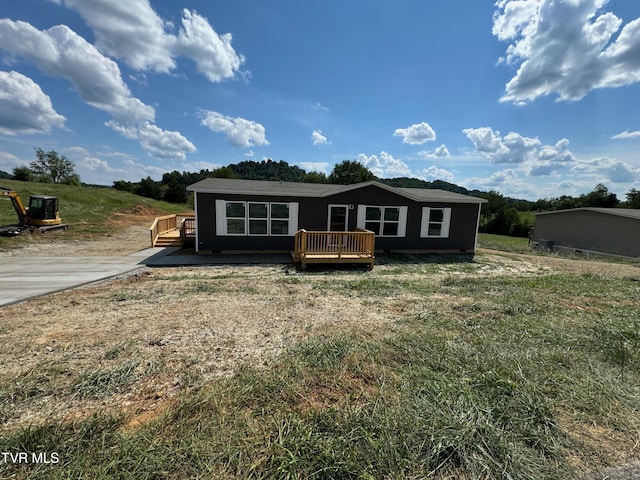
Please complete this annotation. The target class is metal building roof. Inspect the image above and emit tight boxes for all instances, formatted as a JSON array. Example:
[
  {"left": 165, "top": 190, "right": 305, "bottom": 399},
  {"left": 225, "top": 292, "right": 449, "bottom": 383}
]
[{"left": 535, "top": 207, "right": 640, "bottom": 220}]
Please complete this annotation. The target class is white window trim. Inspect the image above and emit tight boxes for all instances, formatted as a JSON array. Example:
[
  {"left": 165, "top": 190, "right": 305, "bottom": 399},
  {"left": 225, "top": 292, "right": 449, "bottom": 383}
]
[
  {"left": 215, "top": 200, "right": 298, "bottom": 237},
  {"left": 216, "top": 199, "right": 245, "bottom": 236},
  {"left": 356, "top": 205, "right": 408, "bottom": 237},
  {"left": 420, "top": 207, "right": 451, "bottom": 238}
]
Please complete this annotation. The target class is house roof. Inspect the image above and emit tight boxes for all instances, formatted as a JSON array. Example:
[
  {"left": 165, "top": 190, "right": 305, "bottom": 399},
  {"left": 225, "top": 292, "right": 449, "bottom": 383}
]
[
  {"left": 187, "top": 178, "right": 486, "bottom": 204},
  {"left": 535, "top": 207, "right": 640, "bottom": 220}
]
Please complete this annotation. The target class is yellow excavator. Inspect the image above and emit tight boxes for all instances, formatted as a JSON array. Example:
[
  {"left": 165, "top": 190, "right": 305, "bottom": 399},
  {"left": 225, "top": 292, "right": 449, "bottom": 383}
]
[{"left": 0, "top": 186, "right": 68, "bottom": 236}]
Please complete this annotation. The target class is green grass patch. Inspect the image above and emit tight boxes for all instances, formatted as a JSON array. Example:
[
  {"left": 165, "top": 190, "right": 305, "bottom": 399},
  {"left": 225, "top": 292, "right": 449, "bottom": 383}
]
[
  {"left": 0, "top": 179, "right": 188, "bottom": 248},
  {"left": 71, "top": 359, "right": 141, "bottom": 400},
  {"left": 478, "top": 232, "right": 532, "bottom": 253}
]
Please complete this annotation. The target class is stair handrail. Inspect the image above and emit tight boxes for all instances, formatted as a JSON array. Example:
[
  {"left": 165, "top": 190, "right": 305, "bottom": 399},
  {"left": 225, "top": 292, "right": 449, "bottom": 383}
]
[{"left": 150, "top": 214, "right": 177, "bottom": 247}]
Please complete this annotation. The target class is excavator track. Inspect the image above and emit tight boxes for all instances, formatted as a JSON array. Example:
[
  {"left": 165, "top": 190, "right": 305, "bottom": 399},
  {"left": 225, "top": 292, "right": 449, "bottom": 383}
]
[
  {"left": 0, "top": 225, "right": 22, "bottom": 236},
  {"left": 35, "top": 223, "right": 69, "bottom": 233}
]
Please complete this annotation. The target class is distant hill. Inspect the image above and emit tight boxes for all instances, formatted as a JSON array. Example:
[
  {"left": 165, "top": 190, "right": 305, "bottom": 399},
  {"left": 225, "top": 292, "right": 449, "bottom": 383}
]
[
  {"left": 0, "top": 170, "right": 11, "bottom": 180},
  {"left": 114, "top": 159, "right": 538, "bottom": 211},
  {"left": 379, "top": 177, "right": 485, "bottom": 197}
]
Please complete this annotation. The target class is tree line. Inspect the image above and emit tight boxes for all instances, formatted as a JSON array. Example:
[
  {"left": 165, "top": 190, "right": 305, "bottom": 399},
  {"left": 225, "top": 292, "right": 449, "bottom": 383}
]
[
  {"left": 4, "top": 152, "right": 639, "bottom": 238},
  {"left": 113, "top": 159, "right": 640, "bottom": 238}
]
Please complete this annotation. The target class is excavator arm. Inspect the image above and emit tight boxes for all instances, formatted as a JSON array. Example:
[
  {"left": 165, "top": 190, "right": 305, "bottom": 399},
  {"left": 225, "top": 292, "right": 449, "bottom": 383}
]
[{"left": 0, "top": 187, "right": 29, "bottom": 226}]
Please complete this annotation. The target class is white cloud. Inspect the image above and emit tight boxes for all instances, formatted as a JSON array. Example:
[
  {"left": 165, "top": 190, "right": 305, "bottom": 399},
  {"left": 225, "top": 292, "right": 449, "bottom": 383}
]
[
  {"left": 463, "top": 127, "right": 510, "bottom": 156},
  {"left": 122, "top": 158, "right": 167, "bottom": 178},
  {"left": 464, "top": 127, "right": 577, "bottom": 179},
  {"left": 357, "top": 151, "right": 412, "bottom": 178},
  {"left": 528, "top": 138, "right": 576, "bottom": 176},
  {"left": 433, "top": 145, "right": 450, "bottom": 157},
  {"left": 0, "top": 151, "right": 27, "bottom": 172},
  {"left": 174, "top": 9, "right": 246, "bottom": 83},
  {"left": 612, "top": 130, "right": 640, "bottom": 140},
  {"left": 462, "top": 169, "right": 536, "bottom": 198},
  {"left": 59, "top": 0, "right": 174, "bottom": 72},
  {"left": 393, "top": 122, "right": 436, "bottom": 145},
  {"left": 572, "top": 157, "right": 640, "bottom": 184},
  {"left": 0, "top": 20, "right": 154, "bottom": 124},
  {"left": 66, "top": 146, "right": 114, "bottom": 174},
  {"left": 200, "top": 111, "right": 269, "bottom": 148},
  {"left": 0, "top": 70, "right": 65, "bottom": 135},
  {"left": 419, "top": 165, "right": 454, "bottom": 182},
  {"left": 59, "top": 1, "right": 245, "bottom": 83},
  {"left": 419, "top": 145, "right": 450, "bottom": 159},
  {"left": 136, "top": 122, "right": 197, "bottom": 160},
  {"left": 311, "top": 130, "right": 329, "bottom": 146},
  {"left": 106, "top": 121, "right": 196, "bottom": 161},
  {"left": 181, "top": 161, "right": 224, "bottom": 172},
  {"left": 0, "top": 19, "right": 197, "bottom": 161},
  {"left": 493, "top": 0, "right": 640, "bottom": 103},
  {"left": 463, "top": 127, "right": 541, "bottom": 164}
]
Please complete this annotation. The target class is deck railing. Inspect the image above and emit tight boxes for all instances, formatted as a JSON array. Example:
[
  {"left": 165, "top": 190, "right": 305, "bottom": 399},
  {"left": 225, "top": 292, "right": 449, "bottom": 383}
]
[
  {"left": 150, "top": 214, "right": 195, "bottom": 247},
  {"left": 294, "top": 229, "right": 375, "bottom": 268},
  {"left": 180, "top": 217, "right": 196, "bottom": 245},
  {"left": 150, "top": 214, "right": 177, "bottom": 247}
]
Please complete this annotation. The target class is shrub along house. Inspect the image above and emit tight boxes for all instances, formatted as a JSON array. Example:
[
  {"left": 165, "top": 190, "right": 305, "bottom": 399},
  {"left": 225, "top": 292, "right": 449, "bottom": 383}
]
[{"left": 186, "top": 178, "right": 485, "bottom": 265}]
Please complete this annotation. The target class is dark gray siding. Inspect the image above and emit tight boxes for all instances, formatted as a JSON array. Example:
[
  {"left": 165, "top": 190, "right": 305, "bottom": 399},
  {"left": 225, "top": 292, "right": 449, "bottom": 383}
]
[
  {"left": 195, "top": 184, "right": 481, "bottom": 252},
  {"left": 533, "top": 210, "right": 640, "bottom": 257}
]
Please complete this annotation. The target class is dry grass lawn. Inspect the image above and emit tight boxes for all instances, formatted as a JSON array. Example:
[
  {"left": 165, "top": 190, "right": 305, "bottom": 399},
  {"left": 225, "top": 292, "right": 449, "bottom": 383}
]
[{"left": 2, "top": 229, "right": 639, "bottom": 433}]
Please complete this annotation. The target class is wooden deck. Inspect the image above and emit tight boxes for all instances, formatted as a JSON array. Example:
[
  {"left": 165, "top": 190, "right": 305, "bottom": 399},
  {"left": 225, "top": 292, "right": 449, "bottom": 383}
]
[
  {"left": 293, "top": 229, "right": 375, "bottom": 269},
  {"left": 150, "top": 215, "right": 195, "bottom": 248}
]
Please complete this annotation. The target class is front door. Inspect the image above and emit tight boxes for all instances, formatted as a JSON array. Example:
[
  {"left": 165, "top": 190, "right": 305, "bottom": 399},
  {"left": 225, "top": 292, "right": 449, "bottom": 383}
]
[{"left": 328, "top": 205, "right": 349, "bottom": 231}]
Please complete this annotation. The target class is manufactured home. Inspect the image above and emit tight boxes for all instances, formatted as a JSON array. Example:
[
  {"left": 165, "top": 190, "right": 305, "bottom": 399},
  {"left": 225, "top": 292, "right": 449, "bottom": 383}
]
[{"left": 186, "top": 179, "right": 485, "bottom": 261}]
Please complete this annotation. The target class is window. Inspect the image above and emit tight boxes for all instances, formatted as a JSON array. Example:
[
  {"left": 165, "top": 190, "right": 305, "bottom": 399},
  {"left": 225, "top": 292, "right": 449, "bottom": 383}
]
[
  {"left": 225, "top": 202, "right": 246, "bottom": 235},
  {"left": 216, "top": 200, "right": 297, "bottom": 236},
  {"left": 364, "top": 206, "right": 382, "bottom": 233},
  {"left": 420, "top": 207, "right": 451, "bottom": 238},
  {"left": 270, "top": 203, "right": 290, "bottom": 235},
  {"left": 248, "top": 202, "right": 268, "bottom": 235},
  {"left": 357, "top": 205, "right": 407, "bottom": 237}
]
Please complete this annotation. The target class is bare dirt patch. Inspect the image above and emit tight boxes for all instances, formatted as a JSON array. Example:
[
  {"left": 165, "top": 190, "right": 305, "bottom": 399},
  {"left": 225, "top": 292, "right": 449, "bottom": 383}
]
[
  {"left": 0, "top": 205, "right": 181, "bottom": 257},
  {"left": 477, "top": 247, "right": 640, "bottom": 279},
  {"left": 0, "top": 224, "right": 152, "bottom": 257}
]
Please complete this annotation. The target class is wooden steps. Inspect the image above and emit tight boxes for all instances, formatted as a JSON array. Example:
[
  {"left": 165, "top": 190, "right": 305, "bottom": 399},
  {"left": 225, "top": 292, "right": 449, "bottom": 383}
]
[
  {"left": 150, "top": 215, "right": 195, "bottom": 248},
  {"left": 154, "top": 229, "right": 182, "bottom": 247}
]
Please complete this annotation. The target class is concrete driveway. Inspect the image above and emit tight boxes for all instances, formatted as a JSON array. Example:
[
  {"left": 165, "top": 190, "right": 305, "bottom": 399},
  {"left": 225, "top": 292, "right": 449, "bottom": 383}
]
[
  {"left": 0, "top": 255, "right": 148, "bottom": 307},
  {"left": 0, "top": 248, "right": 293, "bottom": 307},
  {"left": 0, "top": 248, "right": 174, "bottom": 307}
]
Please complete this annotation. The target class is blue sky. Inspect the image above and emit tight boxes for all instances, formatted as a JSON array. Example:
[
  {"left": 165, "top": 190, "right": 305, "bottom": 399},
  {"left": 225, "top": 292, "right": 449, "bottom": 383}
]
[{"left": 0, "top": 0, "right": 639, "bottom": 201}]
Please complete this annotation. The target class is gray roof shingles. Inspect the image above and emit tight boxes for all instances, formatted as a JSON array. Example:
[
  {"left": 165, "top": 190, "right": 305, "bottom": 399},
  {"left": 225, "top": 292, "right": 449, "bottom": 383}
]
[{"left": 187, "top": 178, "right": 486, "bottom": 204}]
